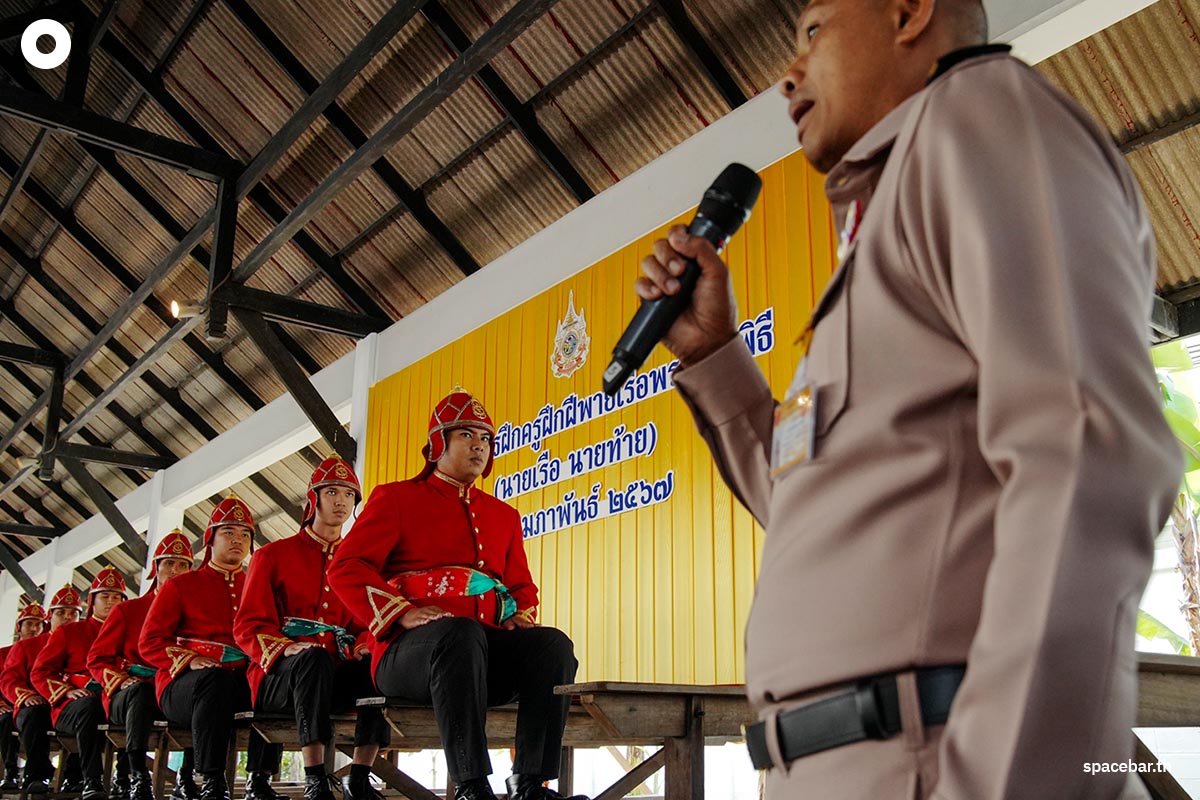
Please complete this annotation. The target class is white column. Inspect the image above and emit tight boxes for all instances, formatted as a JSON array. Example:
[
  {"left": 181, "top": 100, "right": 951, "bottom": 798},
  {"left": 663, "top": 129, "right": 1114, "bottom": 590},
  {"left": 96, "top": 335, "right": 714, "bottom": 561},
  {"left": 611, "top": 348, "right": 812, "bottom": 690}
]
[
  {"left": 42, "top": 539, "right": 75, "bottom": 603},
  {"left": 141, "top": 471, "right": 185, "bottom": 594},
  {"left": 0, "top": 577, "right": 22, "bottom": 644},
  {"left": 345, "top": 332, "right": 379, "bottom": 536}
]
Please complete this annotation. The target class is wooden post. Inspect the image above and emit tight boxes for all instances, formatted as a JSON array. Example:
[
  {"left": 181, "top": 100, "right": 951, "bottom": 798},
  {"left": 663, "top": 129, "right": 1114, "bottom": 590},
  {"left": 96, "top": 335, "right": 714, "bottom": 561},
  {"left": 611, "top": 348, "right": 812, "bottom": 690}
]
[
  {"left": 151, "top": 736, "right": 168, "bottom": 800},
  {"left": 101, "top": 736, "right": 114, "bottom": 792},
  {"left": 664, "top": 697, "right": 704, "bottom": 800},
  {"left": 1134, "top": 735, "right": 1190, "bottom": 800},
  {"left": 224, "top": 732, "right": 238, "bottom": 792},
  {"left": 558, "top": 747, "right": 574, "bottom": 796}
]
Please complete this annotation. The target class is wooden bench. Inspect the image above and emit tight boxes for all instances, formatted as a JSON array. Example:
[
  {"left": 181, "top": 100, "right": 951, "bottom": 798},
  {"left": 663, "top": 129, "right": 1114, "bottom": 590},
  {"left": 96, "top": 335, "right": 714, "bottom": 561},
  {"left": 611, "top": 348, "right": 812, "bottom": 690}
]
[
  {"left": 1135, "top": 653, "right": 1200, "bottom": 800},
  {"left": 0, "top": 651, "right": 1180, "bottom": 800},
  {"left": 353, "top": 682, "right": 752, "bottom": 800}
]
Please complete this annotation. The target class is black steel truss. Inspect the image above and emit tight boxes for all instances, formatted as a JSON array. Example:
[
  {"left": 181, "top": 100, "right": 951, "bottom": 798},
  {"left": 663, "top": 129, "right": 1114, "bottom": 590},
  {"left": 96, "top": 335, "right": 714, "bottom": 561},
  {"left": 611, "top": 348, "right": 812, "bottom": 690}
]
[
  {"left": 61, "top": 458, "right": 148, "bottom": 563},
  {"left": 233, "top": 307, "right": 357, "bottom": 464},
  {"left": 421, "top": 0, "right": 593, "bottom": 204},
  {"left": 0, "top": 0, "right": 558, "bottom": 508},
  {"left": 217, "top": 285, "right": 390, "bottom": 339},
  {"left": 0, "top": 86, "right": 237, "bottom": 181},
  {"left": 221, "top": 0, "right": 481, "bottom": 279},
  {"left": 0, "top": 279, "right": 301, "bottom": 538},
  {"left": 0, "top": 519, "right": 62, "bottom": 539}
]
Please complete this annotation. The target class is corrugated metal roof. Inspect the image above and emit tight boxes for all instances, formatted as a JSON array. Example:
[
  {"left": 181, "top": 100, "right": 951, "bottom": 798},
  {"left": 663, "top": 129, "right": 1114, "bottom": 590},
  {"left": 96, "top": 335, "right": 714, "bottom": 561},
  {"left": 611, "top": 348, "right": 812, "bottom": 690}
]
[{"left": 1037, "top": 0, "right": 1200, "bottom": 292}]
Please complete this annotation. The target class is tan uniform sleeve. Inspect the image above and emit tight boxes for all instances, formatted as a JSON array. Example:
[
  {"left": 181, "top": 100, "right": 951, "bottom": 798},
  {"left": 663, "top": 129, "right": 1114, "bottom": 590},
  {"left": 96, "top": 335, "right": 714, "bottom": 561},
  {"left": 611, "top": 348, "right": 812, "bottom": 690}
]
[
  {"left": 672, "top": 338, "right": 777, "bottom": 524},
  {"left": 898, "top": 61, "right": 1182, "bottom": 799}
]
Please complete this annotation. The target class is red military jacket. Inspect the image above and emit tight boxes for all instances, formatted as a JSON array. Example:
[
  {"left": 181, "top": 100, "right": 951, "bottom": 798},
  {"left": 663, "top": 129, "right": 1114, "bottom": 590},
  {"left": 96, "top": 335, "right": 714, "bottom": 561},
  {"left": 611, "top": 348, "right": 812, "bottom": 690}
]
[
  {"left": 0, "top": 646, "right": 11, "bottom": 711},
  {"left": 0, "top": 634, "right": 47, "bottom": 711},
  {"left": 31, "top": 617, "right": 102, "bottom": 724},
  {"left": 328, "top": 473, "right": 538, "bottom": 680},
  {"left": 234, "top": 528, "right": 371, "bottom": 704},
  {"left": 88, "top": 593, "right": 155, "bottom": 716},
  {"left": 139, "top": 562, "right": 245, "bottom": 701}
]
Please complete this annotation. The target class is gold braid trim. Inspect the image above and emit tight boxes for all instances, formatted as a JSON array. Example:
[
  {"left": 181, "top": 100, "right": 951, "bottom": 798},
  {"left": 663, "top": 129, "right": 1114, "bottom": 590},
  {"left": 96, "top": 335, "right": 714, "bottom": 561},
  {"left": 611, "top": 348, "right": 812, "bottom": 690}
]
[
  {"left": 365, "top": 586, "right": 411, "bottom": 637},
  {"left": 101, "top": 668, "right": 128, "bottom": 697},
  {"left": 164, "top": 647, "right": 200, "bottom": 679},
  {"left": 256, "top": 634, "right": 293, "bottom": 672},
  {"left": 45, "top": 678, "right": 71, "bottom": 705}
]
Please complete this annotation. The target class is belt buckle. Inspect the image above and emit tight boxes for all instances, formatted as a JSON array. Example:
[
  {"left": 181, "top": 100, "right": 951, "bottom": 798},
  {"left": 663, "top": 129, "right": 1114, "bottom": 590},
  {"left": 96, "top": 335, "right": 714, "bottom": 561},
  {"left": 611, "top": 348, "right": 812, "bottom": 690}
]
[{"left": 854, "top": 676, "right": 888, "bottom": 740}]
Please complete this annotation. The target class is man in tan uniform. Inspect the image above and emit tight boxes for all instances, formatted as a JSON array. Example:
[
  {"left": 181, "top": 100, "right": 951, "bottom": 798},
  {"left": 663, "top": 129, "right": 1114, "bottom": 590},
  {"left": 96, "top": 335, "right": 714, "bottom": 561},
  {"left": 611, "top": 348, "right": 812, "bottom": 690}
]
[{"left": 635, "top": 1, "right": 1182, "bottom": 798}]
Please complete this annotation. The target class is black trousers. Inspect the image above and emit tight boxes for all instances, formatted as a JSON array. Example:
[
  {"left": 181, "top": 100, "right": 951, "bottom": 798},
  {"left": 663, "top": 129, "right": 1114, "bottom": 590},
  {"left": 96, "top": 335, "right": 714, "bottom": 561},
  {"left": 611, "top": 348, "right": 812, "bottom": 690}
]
[
  {"left": 0, "top": 709, "right": 17, "bottom": 777},
  {"left": 14, "top": 705, "right": 53, "bottom": 781},
  {"left": 159, "top": 668, "right": 282, "bottom": 777},
  {"left": 56, "top": 695, "right": 104, "bottom": 781},
  {"left": 109, "top": 681, "right": 196, "bottom": 774},
  {"left": 374, "top": 618, "right": 577, "bottom": 783},
  {"left": 110, "top": 681, "right": 157, "bottom": 760},
  {"left": 255, "top": 648, "right": 390, "bottom": 749}
]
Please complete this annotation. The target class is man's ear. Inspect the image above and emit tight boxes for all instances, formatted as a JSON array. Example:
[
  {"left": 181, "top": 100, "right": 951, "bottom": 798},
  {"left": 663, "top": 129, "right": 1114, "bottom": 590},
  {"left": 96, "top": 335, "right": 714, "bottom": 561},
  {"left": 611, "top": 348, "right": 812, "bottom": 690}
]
[{"left": 894, "top": 0, "right": 936, "bottom": 45}]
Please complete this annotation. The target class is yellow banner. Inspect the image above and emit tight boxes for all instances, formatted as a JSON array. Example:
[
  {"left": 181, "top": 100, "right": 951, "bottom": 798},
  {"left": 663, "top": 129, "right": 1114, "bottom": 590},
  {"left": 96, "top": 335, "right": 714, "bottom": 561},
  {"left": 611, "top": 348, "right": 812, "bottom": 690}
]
[{"left": 364, "top": 150, "right": 835, "bottom": 683}]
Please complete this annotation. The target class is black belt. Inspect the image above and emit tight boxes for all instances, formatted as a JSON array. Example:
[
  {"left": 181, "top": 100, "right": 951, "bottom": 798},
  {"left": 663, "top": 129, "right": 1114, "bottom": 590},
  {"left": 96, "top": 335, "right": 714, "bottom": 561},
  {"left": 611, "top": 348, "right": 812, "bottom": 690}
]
[{"left": 745, "top": 665, "right": 965, "bottom": 770}]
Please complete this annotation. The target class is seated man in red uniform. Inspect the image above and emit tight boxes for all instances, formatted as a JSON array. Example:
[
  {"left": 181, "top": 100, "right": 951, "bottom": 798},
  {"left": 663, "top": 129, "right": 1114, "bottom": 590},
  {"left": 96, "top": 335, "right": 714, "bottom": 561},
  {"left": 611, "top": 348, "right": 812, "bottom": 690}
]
[
  {"left": 235, "top": 459, "right": 390, "bottom": 800},
  {"left": 90, "top": 531, "right": 198, "bottom": 800},
  {"left": 0, "top": 589, "right": 80, "bottom": 795},
  {"left": 139, "top": 498, "right": 283, "bottom": 800},
  {"left": 329, "top": 389, "right": 585, "bottom": 800},
  {"left": 32, "top": 567, "right": 129, "bottom": 800},
  {"left": 0, "top": 602, "right": 45, "bottom": 790}
]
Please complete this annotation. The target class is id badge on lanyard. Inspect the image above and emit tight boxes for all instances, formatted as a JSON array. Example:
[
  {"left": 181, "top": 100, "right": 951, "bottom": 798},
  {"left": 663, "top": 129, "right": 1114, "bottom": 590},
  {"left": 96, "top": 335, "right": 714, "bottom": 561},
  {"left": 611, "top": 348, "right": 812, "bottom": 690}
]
[{"left": 770, "top": 199, "right": 861, "bottom": 479}]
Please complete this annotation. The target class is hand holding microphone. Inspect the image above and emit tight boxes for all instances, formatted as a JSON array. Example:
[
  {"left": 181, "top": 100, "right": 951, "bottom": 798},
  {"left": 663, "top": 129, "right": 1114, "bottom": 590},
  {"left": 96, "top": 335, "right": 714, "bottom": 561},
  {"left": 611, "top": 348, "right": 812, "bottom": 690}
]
[{"left": 603, "top": 164, "right": 762, "bottom": 395}]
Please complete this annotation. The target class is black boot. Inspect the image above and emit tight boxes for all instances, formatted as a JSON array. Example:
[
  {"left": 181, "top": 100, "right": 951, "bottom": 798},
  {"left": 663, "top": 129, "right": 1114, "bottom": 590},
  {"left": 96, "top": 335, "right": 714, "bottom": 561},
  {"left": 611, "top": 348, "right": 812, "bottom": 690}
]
[
  {"left": 303, "top": 774, "right": 335, "bottom": 800},
  {"left": 61, "top": 778, "right": 84, "bottom": 794},
  {"left": 130, "top": 770, "right": 154, "bottom": 800},
  {"left": 198, "top": 774, "right": 228, "bottom": 800},
  {"left": 1, "top": 759, "right": 18, "bottom": 792},
  {"left": 453, "top": 778, "right": 498, "bottom": 800},
  {"left": 243, "top": 773, "right": 284, "bottom": 800},
  {"left": 21, "top": 774, "right": 48, "bottom": 795},
  {"left": 504, "top": 775, "right": 589, "bottom": 800},
  {"left": 339, "top": 774, "right": 380, "bottom": 800},
  {"left": 81, "top": 777, "right": 108, "bottom": 800},
  {"left": 171, "top": 769, "right": 200, "bottom": 800},
  {"left": 111, "top": 773, "right": 132, "bottom": 800}
]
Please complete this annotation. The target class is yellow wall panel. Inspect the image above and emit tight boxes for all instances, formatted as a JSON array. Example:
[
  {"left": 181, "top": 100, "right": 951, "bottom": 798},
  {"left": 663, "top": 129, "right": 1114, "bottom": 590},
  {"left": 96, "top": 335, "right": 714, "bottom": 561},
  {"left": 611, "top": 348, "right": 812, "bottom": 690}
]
[{"left": 363, "top": 151, "right": 835, "bottom": 684}]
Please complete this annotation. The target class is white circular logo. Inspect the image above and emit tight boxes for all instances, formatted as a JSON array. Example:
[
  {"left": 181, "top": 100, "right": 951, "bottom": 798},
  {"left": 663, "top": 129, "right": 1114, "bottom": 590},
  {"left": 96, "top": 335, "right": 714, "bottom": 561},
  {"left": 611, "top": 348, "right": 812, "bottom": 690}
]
[{"left": 21, "top": 20, "right": 71, "bottom": 70}]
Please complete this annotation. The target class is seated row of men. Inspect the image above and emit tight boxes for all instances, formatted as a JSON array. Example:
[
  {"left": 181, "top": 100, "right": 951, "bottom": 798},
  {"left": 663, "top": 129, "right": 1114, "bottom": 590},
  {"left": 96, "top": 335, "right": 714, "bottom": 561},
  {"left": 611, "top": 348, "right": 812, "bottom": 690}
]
[{"left": 0, "top": 389, "right": 586, "bottom": 800}]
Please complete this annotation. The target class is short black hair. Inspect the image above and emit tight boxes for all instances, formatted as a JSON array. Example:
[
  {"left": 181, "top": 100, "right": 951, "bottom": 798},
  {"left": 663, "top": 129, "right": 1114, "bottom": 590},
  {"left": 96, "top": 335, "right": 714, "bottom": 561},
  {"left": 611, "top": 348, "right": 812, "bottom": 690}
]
[{"left": 953, "top": 0, "right": 990, "bottom": 44}]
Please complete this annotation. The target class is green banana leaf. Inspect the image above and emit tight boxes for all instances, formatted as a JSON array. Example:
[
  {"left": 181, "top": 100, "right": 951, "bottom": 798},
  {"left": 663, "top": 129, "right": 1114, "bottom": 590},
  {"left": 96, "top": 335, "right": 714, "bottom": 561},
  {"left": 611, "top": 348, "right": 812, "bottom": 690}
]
[
  {"left": 1136, "top": 609, "right": 1192, "bottom": 656},
  {"left": 1153, "top": 341, "right": 1194, "bottom": 373}
]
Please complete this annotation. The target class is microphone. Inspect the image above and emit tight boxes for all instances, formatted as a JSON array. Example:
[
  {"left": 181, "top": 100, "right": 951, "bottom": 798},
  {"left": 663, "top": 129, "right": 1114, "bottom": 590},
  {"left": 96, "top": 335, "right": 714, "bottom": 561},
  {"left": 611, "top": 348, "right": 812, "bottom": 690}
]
[{"left": 602, "top": 163, "right": 763, "bottom": 396}]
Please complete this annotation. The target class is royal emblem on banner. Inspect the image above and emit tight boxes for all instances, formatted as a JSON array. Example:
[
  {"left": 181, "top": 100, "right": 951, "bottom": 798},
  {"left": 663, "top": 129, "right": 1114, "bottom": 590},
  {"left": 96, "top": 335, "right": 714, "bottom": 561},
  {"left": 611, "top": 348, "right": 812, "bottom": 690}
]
[{"left": 551, "top": 291, "right": 590, "bottom": 379}]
